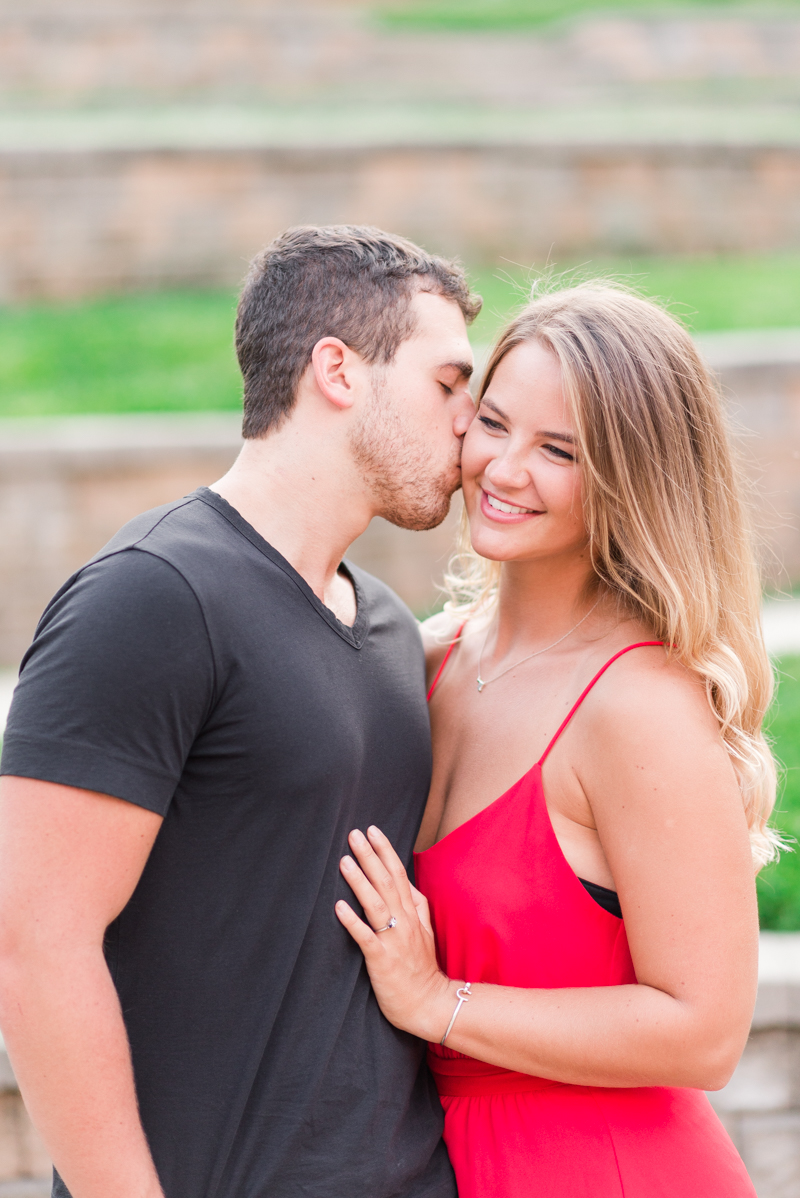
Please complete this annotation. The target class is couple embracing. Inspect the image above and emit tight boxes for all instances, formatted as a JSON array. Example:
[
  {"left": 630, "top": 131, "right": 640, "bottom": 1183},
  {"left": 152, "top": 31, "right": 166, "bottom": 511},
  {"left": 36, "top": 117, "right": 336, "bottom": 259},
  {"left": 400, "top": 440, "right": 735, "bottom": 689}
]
[{"left": 0, "top": 225, "right": 772, "bottom": 1197}]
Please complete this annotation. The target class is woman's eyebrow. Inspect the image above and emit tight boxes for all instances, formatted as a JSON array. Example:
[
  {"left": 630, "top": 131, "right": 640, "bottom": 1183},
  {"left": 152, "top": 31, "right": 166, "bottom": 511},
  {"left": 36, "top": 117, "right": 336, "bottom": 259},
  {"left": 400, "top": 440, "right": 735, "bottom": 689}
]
[
  {"left": 481, "top": 397, "right": 510, "bottom": 420},
  {"left": 538, "top": 430, "right": 575, "bottom": 444},
  {"left": 481, "top": 398, "right": 574, "bottom": 444}
]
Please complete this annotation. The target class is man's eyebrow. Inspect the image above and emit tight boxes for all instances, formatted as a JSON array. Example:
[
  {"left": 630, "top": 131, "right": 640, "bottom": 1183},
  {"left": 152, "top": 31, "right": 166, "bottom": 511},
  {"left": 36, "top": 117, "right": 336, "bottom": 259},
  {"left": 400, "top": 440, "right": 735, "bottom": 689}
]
[{"left": 440, "top": 359, "right": 474, "bottom": 380}]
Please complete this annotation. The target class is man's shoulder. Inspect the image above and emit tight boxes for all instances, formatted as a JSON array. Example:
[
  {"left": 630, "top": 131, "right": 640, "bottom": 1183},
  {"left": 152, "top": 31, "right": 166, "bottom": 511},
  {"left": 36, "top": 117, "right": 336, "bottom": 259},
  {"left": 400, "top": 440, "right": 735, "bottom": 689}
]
[
  {"left": 37, "top": 490, "right": 239, "bottom": 631},
  {"left": 90, "top": 490, "right": 217, "bottom": 565},
  {"left": 86, "top": 489, "right": 264, "bottom": 596}
]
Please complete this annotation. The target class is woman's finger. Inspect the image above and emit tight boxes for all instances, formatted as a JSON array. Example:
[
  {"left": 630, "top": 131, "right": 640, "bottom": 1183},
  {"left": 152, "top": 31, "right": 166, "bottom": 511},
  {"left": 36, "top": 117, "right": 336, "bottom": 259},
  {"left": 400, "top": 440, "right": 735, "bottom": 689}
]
[
  {"left": 367, "top": 825, "right": 414, "bottom": 889},
  {"left": 335, "top": 899, "right": 381, "bottom": 951},
  {"left": 410, "top": 883, "right": 434, "bottom": 935},
  {"left": 339, "top": 855, "right": 397, "bottom": 932},
  {"left": 351, "top": 826, "right": 417, "bottom": 916}
]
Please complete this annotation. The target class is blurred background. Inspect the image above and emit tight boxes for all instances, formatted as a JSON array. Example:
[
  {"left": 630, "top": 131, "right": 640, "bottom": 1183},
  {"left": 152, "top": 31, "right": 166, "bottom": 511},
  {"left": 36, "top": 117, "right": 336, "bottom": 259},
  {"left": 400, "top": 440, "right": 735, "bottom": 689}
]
[{"left": 2, "top": 1, "right": 800, "bottom": 1192}]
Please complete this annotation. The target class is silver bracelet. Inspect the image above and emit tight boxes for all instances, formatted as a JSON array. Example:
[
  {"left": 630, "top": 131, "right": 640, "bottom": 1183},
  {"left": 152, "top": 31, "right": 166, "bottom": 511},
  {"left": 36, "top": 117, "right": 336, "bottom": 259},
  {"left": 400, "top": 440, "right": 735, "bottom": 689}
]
[{"left": 440, "top": 982, "right": 472, "bottom": 1046}]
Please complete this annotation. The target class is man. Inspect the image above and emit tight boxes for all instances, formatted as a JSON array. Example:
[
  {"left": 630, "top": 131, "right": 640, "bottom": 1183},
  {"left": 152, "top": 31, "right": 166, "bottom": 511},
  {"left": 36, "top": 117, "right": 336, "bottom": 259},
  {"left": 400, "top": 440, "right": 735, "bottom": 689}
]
[{"left": 0, "top": 226, "right": 480, "bottom": 1198}]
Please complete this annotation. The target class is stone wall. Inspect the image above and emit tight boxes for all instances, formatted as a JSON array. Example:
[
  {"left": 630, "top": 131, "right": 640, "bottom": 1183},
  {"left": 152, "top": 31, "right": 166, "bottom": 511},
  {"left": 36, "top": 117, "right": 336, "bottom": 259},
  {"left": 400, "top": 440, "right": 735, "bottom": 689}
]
[
  {"left": 0, "top": 414, "right": 242, "bottom": 667},
  {"left": 0, "top": 411, "right": 460, "bottom": 666},
  {"left": 0, "top": 1046, "right": 49, "bottom": 1195},
  {"left": 1, "top": 4, "right": 799, "bottom": 300},
  {"left": 1, "top": 332, "right": 800, "bottom": 669},
  {"left": 709, "top": 934, "right": 800, "bottom": 1198},
  {"left": 3, "top": 140, "right": 800, "bottom": 301},
  {"left": 695, "top": 331, "right": 800, "bottom": 591}
]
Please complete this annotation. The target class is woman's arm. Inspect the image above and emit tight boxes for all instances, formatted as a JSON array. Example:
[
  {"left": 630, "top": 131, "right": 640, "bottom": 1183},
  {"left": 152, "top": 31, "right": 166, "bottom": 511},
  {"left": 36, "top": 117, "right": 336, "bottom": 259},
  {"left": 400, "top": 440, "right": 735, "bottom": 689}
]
[{"left": 336, "top": 659, "right": 759, "bottom": 1091}]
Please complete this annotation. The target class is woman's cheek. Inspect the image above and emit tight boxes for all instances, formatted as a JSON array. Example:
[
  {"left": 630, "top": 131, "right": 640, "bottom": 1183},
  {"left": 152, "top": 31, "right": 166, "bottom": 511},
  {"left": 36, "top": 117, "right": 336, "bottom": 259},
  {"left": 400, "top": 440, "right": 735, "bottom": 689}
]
[{"left": 459, "top": 424, "right": 486, "bottom": 493}]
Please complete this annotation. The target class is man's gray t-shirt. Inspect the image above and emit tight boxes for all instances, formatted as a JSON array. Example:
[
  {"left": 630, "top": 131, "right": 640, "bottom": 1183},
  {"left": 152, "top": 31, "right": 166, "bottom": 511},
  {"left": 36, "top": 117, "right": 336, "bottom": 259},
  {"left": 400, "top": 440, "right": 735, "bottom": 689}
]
[{"left": 1, "top": 487, "right": 455, "bottom": 1198}]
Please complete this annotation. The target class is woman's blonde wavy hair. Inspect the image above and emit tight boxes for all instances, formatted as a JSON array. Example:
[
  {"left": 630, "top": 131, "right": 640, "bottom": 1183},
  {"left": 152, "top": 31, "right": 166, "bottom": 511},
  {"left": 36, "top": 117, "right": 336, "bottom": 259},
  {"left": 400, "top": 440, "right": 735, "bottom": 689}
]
[{"left": 445, "top": 281, "right": 779, "bottom": 867}]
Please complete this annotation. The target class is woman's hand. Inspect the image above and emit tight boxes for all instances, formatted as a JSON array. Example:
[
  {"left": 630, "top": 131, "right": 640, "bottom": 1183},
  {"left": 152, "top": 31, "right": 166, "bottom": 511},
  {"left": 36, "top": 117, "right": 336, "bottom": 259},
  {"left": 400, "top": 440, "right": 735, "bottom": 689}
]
[{"left": 335, "top": 825, "right": 457, "bottom": 1041}]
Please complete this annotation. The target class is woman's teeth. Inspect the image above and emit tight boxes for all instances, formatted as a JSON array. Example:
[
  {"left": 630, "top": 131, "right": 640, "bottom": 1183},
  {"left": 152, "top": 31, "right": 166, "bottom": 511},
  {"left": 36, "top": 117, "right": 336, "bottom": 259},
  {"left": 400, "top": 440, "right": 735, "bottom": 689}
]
[{"left": 487, "top": 494, "right": 535, "bottom": 515}]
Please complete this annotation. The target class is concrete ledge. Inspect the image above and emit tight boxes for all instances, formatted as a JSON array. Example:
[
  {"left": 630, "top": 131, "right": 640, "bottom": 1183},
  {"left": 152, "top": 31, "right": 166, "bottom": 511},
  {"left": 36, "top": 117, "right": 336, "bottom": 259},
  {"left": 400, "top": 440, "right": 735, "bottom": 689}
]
[
  {"left": 697, "top": 329, "right": 800, "bottom": 371},
  {"left": 753, "top": 983, "right": 800, "bottom": 1029},
  {"left": 0, "top": 413, "right": 243, "bottom": 474},
  {"left": 753, "top": 932, "right": 800, "bottom": 1028},
  {"left": 0, "top": 412, "right": 243, "bottom": 454},
  {"left": 0, "top": 1056, "right": 15, "bottom": 1098},
  {"left": 0, "top": 106, "right": 799, "bottom": 154},
  {"left": 0, "top": 1183, "right": 50, "bottom": 1198}
]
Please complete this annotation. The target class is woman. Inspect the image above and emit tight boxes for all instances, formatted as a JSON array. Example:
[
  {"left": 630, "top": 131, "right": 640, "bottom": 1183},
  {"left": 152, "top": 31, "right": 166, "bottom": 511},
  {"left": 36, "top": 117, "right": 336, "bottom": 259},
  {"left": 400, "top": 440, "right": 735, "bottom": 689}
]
[{"left": 335, "top": 283, "right": 776, "bottom": 1196}]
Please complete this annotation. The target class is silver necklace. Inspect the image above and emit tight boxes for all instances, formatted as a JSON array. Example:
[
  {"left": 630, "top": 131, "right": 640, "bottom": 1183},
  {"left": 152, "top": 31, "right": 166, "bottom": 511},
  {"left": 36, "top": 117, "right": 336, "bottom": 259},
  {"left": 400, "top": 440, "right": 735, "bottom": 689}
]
[{"left": 476, "top": 599, "right": 601, "bottom": 693}]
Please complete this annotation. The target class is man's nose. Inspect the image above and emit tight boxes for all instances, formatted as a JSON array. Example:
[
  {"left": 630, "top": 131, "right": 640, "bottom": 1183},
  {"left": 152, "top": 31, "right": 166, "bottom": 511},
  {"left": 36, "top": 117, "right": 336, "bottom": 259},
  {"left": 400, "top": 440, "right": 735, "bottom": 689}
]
[{"left": 453, "top": 393, "right": 475, "bottom": 437}]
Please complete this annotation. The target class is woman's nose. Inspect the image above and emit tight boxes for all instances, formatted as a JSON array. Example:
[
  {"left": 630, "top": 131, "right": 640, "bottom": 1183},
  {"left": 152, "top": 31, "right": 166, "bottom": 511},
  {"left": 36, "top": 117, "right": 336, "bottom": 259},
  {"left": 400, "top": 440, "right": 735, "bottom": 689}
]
[{"left": 485, "top": 451, "right": 531, "bottom": 491}]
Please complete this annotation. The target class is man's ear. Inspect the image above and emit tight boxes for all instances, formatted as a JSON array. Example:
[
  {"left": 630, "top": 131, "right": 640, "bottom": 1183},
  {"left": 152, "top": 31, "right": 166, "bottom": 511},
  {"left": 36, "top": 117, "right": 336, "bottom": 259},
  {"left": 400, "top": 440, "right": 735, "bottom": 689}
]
[{"left": 310, "top": 338, "right": 358, "bottom": 411}]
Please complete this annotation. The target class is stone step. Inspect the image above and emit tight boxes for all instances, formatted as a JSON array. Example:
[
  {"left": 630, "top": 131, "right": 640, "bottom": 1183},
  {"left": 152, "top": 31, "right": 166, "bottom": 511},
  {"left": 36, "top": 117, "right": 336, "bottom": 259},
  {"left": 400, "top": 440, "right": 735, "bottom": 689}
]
[{"left": 1, "top": 5, "right": 799, "bottom": 105}]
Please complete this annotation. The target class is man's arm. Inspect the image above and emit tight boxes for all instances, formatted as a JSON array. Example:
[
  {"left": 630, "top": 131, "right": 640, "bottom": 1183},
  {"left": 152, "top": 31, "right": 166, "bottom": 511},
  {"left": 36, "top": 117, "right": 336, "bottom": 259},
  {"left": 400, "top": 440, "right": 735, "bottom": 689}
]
[{"left": 0, "top": 776, "right": 164, "bottom": 1198}]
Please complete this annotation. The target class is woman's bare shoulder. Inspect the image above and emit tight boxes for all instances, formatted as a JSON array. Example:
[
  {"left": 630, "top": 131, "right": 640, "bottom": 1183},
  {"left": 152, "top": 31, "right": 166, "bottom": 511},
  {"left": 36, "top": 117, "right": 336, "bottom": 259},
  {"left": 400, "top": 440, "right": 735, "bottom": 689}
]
[
  {"left": 419, "top": 609, "right": 466, "bottom": 673},
  {"left": 578, "top": 643, "right": 723, "bottom": 776}
]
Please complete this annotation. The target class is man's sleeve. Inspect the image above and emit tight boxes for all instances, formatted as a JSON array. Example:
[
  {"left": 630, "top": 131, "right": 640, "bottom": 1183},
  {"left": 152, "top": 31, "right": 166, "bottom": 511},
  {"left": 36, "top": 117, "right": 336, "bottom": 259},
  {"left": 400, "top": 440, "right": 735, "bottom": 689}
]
[{"left": 0, "top": 549, "right": 216, "bottom": 816}]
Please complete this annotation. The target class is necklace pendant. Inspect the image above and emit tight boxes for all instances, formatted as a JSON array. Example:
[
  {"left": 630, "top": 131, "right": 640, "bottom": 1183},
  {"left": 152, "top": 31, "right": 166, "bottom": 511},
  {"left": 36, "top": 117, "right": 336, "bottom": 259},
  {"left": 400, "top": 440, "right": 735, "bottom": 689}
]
[{"left": 476, "top": 677, "right": 485, "bottom": 693}]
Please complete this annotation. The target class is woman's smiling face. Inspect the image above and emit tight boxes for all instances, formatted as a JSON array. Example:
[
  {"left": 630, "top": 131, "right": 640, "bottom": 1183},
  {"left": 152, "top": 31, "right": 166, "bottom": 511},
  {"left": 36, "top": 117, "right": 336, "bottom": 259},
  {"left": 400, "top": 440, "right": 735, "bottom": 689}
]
[{"left": 461, "top": 339, "right": 588, "bottom": 565}]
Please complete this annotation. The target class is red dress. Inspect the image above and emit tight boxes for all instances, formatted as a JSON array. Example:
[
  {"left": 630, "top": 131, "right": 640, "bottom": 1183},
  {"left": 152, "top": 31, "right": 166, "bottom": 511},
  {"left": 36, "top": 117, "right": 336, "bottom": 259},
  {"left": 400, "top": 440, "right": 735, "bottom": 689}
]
[{"left": 415, "top": 641, "right": 755, "bottom": 1198}]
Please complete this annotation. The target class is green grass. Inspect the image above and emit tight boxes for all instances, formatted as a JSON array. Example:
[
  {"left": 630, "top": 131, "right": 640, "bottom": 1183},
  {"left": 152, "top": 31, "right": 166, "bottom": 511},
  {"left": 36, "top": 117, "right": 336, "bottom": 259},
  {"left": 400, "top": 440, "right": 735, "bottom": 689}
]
[
  {"left": 3, "top": 253, "right": 800, "bottom": 419},
  {"left": 758, "top": 656, "right": 800, "bottom": 929},
  {"left": 468, "top": 252, "right": 800, "bottom": 344},
  {"left": 0, "top": 289, "right": 242, "bottom": 419},
  {"left": 377, "top": 0, "right": 800, "bottom": 33}
]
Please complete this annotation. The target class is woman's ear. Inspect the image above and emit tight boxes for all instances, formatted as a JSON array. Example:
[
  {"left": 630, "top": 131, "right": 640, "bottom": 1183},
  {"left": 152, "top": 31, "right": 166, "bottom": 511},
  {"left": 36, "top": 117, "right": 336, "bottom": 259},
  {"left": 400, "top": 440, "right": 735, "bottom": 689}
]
[{"left": 311, "top": 337, "right": 357, "bottom": 411}]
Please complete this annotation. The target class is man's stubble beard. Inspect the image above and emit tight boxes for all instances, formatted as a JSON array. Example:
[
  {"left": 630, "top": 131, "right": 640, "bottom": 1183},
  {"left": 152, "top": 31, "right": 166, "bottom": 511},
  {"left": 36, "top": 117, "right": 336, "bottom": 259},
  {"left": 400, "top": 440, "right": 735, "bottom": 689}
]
[{"left": 349, "top": 379, "right": 461, "bottom": 531}]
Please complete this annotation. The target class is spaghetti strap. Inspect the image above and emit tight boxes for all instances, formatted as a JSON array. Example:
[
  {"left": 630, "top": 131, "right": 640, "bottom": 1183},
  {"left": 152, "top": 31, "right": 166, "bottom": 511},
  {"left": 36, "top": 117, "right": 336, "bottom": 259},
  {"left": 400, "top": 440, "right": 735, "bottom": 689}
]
[
  {"left": 538, "top": 641, "right": 664, "bottom": 765},
  {"left": 427, "top": 623, "right": 467, "bottom": 703}
]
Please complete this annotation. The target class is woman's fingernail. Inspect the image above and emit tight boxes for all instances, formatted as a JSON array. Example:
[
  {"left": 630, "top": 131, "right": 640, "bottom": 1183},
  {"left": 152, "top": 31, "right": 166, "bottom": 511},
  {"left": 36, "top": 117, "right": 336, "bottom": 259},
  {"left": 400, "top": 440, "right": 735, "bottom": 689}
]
[
  {"left": 341, "top": 856, "right": 355, "bottom": 871},
  {"left": 368, "top": 825, "right": 381, "bottom": 838},
  {"left": 350, "top": 829, "right": 366, "bottom": 845}
]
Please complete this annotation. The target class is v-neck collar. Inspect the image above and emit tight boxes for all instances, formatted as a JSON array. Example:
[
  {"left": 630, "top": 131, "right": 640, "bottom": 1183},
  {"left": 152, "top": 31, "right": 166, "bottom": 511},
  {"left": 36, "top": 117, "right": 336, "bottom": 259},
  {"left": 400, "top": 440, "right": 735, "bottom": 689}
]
[{"left": 194, "top": 487, "right": 369, "bottom": 649}]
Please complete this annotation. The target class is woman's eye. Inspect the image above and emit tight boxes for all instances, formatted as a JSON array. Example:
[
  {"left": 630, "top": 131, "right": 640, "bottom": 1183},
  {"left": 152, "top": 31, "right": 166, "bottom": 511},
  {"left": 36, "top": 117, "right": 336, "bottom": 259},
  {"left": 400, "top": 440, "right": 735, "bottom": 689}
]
[
  {"left": 478, "top": 415, "right": 505, "bottom": 432},
  {"left": 544, "top": 443, "right": 575, "bottom": 461},
  {"left": 440, "top": 383, "right": 453, "bottom": 396}
]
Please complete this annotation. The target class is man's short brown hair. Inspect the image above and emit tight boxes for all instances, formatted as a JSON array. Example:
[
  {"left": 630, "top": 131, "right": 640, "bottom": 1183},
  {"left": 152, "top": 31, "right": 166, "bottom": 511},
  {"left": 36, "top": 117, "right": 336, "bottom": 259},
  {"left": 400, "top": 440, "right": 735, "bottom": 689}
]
[{"left": 236, "top": 225, "right": 482, "bottom": 438}]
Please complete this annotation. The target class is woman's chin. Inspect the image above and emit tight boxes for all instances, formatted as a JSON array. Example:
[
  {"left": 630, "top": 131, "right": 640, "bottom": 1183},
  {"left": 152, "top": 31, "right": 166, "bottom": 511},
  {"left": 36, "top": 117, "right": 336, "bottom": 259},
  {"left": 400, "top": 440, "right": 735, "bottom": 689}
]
[{"left": 467, "top": 524, "right": 531, "bottom": 564}]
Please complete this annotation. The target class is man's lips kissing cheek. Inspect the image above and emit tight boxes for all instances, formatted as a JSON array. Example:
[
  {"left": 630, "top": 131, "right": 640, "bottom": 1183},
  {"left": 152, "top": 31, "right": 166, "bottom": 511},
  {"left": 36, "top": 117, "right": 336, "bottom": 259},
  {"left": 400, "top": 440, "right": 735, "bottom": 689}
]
[{"left": 480, "top": 487, "right": 544, "bottom": 525}]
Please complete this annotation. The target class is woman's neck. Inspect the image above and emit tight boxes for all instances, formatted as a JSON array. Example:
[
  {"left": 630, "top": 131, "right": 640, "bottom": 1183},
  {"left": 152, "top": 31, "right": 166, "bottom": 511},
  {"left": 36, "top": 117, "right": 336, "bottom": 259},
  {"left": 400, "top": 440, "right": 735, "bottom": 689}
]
[{"left": 490, "top": 555, "right": 601, "bottom": 658}]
